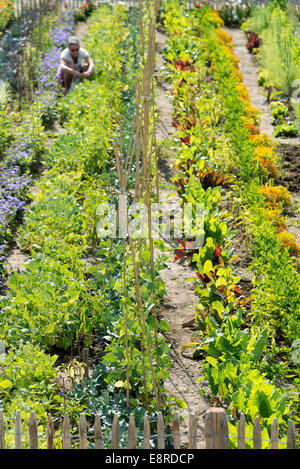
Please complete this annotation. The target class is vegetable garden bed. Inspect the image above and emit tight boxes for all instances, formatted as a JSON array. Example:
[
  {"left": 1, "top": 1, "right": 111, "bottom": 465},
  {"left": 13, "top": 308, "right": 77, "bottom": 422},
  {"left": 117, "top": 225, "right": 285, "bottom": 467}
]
[{"left": 0, "top": 0, "right": 299, "bottom": 450}]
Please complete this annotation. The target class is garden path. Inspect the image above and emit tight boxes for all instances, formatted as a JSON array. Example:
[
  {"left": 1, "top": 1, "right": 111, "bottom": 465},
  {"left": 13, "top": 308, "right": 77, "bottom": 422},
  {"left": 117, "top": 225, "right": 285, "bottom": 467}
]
[
  {"left": 227, "top": 27, "right": 300, "bottom": 245},
  {"left": 155, "top": 28, "right": 211, "bottom": 448}
]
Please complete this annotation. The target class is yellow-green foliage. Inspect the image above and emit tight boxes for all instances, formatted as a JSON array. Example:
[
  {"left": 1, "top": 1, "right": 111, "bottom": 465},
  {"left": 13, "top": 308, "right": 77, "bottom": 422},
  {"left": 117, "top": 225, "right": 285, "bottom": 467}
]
[{"left": 256, "top": 7, "right": 300, "bottom": 95}]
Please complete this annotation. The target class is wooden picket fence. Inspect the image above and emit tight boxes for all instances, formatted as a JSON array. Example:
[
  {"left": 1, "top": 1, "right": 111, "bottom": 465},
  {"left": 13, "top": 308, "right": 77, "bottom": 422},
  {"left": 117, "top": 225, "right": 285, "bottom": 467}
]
[
  {"left": 12, "top": 0, "right": 147, "bottom": 19},
  {"left": 0, "top": 407, "right": 297, "bottom": 449},
  {"left": 11, "top": 0, "right": 300, "bottom": 20},
  {"left": 13, "top": 0, "right": 99, "bottom": 19}
]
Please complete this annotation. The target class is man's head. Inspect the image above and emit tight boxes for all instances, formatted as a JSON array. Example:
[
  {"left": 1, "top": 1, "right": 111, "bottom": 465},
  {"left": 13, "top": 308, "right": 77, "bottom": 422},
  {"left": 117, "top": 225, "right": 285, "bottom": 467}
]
[{"left": 68, "top": 36, "right": 80, "bottom": 58}]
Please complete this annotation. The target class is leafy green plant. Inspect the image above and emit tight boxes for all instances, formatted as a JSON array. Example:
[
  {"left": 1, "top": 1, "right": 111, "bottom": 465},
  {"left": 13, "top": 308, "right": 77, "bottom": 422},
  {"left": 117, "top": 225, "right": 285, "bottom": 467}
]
[
  {"left": 270, "top": 100, "right": 289, "bottom": 124},
  {"left": 0, "top": 107, "right": 13, "bottom": 155},
  {"left": 74, "top": 1, "right": 98, "bottom": 22},
  {"left": 269, "top": 101, "right": 298, "bottom": 136},
  {"left": 196, "top": 313, "right": 293, "bottom": 440},
  {"left": 0, "top": 254, "right": 105, "bottom": 350},
  {"left": 274, "top": 122, "right": 298, "bottom": 137},
  {"left": 0, "top": 1, "right": 14, "bottom": 33},
  {"left": 255, "top": 7, "right": 300, "bottom": 96},
  {"left": 242, "top": 5, "right": 272, "bottom": 34},
  {"left": 219, "top": 2, "right": 251, "bottom": 28},
  {"left": 0, "top": 342, "right": 58, "bottom": 399},
  {"left": 0, "top": 342, "right": 65, "bottom": 449}
]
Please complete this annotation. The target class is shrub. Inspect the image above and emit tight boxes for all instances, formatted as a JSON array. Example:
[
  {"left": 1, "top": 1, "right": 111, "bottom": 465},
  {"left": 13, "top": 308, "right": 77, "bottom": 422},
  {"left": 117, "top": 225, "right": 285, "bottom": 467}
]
[
  {"left": 259, "top": 8, "right": 300, "bottom": 96},
  {"left": 245, "top": 30, "right": 262, "bottom": 54},
  {"left": 274, "top": 123, "right": 298, "bottom": 137},
  {"left": 277, "top": 231, "right": 300, "bottom": 257},
  {"left": 258, "top": 185, "right": 292, "bottom": 209}
]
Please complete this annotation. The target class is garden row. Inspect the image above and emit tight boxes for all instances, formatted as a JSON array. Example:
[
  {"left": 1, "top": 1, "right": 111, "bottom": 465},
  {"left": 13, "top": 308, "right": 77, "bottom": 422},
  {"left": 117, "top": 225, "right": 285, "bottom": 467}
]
[
  {"left": 0, "top": 3, "right": 102, "bottom": 445},
  {"left": 0, "top": 1, "right": 104, "bottom": 287},
  {"left": 161, "top": 0, "right": 299, "bottom": 448},
  {"left": 0, "top": 6, "right": 77, "bottom": 290},
  {"left": 0, "top": 2, "right": 176, "bottom": 449},
  {"left": 0, "top": 2, "right": 101, "bottom": 288}
]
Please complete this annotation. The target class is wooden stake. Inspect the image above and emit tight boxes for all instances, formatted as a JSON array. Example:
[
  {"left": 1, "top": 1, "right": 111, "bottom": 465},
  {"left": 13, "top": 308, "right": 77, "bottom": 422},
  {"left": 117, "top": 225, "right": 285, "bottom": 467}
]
[
  {"left": 15, "top": 410, "right": 22, "bottom": 449},
  {"left": 253, "top": 416, "right": 262, "bottom": 449},
  {"left": 188, "top": 413, "right": 197, "bottom": 449},
  {"left": 62, "top": 413, "right": 71, "bottom": 449},
  {"left": 112, "top": 414, "right": 120, "bottom": 449},
  {"left": 82, "top": 347, "right": 89, "bottom": 379},
  {"left": 94, "top": 414, "right": 103, "bottom": 449},
  {"left": 47, "top": 414, "right": 55, "bottom": 449},
  {"left": 205, "top": 408, "right": 229, "bottom": 449},
  {"left": 287, "top": 420, "right": 295, "bottom": 449},
  {"left": 79, "top": 413, "right": 88, "bottom": 449},
  {"left": 143, "top": 414, "right": 151, "bottom": 449},
  {"left": 271, "top": 417, "right": 279, "bottom": 449},
  {"left": 29, "top": 411, "right": 38, "bottom": 449},
  {"left": 0, "top": 410, "right": 6, "bottom": 449},
  {"left": 237, "top": 412, "right": 246, "bottom": 449},
  {"left": 157, "top": 412, "right": 165, "bottom": 449},
  {"left": 127, "top": 414, "right": 137, "bottom": 449},
  {"left": 172, "top": 412, "right": 181, "bottom": 449}
]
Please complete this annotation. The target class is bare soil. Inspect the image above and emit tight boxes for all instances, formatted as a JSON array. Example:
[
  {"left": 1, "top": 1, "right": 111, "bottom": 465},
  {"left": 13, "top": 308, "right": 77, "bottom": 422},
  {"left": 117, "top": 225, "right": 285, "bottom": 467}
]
[{"left": 276, "top": 144, "right": 300, "bottom": 194}]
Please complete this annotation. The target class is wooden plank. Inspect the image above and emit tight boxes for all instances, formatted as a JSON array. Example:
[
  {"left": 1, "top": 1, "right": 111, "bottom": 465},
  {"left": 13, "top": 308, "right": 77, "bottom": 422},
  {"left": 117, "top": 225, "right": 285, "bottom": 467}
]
[
  {"left": 127, "top": 414, "right": 137, "bottom": 449},
  {"left": 0, "top": 410, "right": 6, "bottom": 449},
  {"left": 82, "top": 348, "right": 89, "bottom": 379},
  {"left": 143, "top": 414, "right": 150, "bottom": 449},
  {"left": 205, "top": 408, "right": 229, "bottom": 449},
  {"left": 62, "top": 413, "right": 71, "bottom": 449},
  {"left": 79, "top": 413, "right": 88, "bottom": 449},
  {"left": 271, "top": 418, "right": 278, "bottom": 449},
  {"left": 157, "top": 412, "right": 165, "bottom": 449},
  {"left": 29, "top": 411, "right": 38, "bottom": 449},
  {"left": 47, "top": 414, "right": 55, "bottom": 449},
  {"left": 253, "top": 416, "right": 262, "bottom": 449},
  {"left": 94, "top": 414, "right": 103, "bottom": 449},
  {"left": 238, "top": 413, "right": 246, "bottom": 449},
  {"left": 172, "top": 412, "right": 180, "bottom": 449},
  {"left": 112, "top": 414, "right": 120, "bottom": 449},
  {"left": 287, "top": 420, "right": 295, "bottom": 449},
  {"left": 15, "top": 410, "right": 22, "bottom": 449},
  {"left": 188, "top": 414, "right": 197, "bottom": 449}
]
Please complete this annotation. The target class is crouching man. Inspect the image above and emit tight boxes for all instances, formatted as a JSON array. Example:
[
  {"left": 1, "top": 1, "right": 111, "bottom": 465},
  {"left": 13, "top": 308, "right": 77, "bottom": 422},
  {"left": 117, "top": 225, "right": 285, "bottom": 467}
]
[{"left": 57, "top": 36, "right": 95, "bottom": 93}]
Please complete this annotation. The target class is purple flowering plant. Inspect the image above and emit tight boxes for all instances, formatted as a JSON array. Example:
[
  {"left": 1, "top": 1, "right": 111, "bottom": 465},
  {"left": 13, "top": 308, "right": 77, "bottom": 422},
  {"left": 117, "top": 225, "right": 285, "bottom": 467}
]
[
  {"left": 0, "top": 9, "right": 76, "bottom": 288},
  {"left": 34, "top": 9, "right": 76, "bottom": 126}
]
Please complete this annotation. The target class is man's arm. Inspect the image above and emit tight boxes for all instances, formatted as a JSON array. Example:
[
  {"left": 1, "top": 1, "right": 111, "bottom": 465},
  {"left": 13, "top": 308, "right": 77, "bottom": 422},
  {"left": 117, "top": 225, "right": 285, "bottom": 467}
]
[
  {"left": 82, "top": 56, "right": 95, "bottom": 77},
  {"left": 60, "top": 59, "right": 83, "bottom": 78}
]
